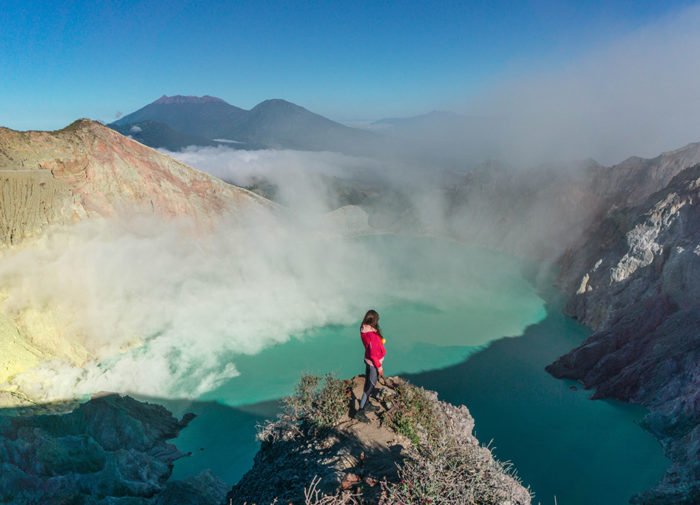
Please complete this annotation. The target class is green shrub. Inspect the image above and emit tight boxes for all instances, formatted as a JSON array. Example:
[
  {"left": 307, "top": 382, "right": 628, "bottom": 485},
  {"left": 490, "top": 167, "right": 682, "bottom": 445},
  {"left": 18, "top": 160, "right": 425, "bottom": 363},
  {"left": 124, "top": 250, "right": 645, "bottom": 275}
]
[
  {"left": 284, "top": 374, "right": 349, "bottom": 430},
  {"left": 388, "top": 382, "right": 440, "bottom": 446}
]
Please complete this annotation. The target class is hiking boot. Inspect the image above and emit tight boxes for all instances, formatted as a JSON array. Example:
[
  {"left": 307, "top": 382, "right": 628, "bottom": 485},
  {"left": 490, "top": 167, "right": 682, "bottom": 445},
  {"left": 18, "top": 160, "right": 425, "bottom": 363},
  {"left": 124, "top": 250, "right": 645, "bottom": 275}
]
[
  {"left": 364, "top": 402, "right": 380, "bottom": 413},
  {"left": 354, "top": 409, "right": 370, "bottom": 423}
]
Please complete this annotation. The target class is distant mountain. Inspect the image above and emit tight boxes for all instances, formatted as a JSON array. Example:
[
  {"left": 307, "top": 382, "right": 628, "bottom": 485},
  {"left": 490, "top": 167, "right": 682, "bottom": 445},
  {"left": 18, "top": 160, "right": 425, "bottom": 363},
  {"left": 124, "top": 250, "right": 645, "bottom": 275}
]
[
  {"left": 110, "top": 95, "right": 379, "bottom": 153},
  {"left": 367, "top": 110, "right": 506, "bottom": 166},
  {"left": 369, "top": 110, "right": 500, "bottom": 139},
  {"left": 113, "top": 95, "right": 249, "bottom": 140},
  {"left": 111, "top": 120, "right": 220, "bottom": 151}
]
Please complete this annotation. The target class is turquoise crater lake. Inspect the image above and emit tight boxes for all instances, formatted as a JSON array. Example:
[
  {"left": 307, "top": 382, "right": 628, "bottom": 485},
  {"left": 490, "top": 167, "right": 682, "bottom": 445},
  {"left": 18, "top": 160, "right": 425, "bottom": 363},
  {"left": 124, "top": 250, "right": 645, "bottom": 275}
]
[{"left": 161, "top": 236, "right": 666, "bottom": 504}]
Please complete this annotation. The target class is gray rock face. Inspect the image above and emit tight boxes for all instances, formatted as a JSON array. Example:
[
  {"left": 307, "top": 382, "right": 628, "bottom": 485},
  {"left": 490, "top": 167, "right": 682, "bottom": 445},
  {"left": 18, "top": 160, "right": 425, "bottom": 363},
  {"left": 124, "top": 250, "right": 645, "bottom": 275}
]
[
  {"left": 0, "top": 395, "right": 227, "bottom": 505},
  {"left": 590, "top": 141, "right": 700, "bottom": 209},
  {"left": 549, "top": 164, "right": 700, "bottom": 504}
]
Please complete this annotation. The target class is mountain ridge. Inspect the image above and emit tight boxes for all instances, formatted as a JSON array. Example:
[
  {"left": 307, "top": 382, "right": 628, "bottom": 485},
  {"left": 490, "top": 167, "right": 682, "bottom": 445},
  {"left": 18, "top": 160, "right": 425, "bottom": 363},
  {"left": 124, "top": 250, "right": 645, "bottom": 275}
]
[
  {"left": 110, "top": 95, "right": 379, "bottom": 153},
  {"left": 0, "top": 118, "right": 267, "bottom": 246},
  {"left": 152, "top": 94, "right": 228, "bottom": 105}
]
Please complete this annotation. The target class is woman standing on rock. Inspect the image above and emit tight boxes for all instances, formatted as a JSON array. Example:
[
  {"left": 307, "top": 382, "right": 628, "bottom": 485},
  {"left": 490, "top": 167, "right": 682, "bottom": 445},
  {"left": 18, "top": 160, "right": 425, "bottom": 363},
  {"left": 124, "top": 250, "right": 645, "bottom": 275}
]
[{"left": 356, "top": 309, "right": 386, "bottom": 421}]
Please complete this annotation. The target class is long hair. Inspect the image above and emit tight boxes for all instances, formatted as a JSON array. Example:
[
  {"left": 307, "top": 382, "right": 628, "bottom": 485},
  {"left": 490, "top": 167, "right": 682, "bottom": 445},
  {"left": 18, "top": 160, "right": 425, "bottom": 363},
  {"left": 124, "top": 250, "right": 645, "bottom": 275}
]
[{"left": 361, "top": 309, "right": 382, "bottom": 338}]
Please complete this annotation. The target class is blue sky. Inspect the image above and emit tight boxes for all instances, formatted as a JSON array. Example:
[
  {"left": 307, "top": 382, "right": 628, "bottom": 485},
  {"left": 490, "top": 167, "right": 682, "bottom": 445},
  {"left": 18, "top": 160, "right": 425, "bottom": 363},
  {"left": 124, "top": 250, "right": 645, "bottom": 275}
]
[{"left": 1, "top": 0, "right": 697, "bottom": 130}]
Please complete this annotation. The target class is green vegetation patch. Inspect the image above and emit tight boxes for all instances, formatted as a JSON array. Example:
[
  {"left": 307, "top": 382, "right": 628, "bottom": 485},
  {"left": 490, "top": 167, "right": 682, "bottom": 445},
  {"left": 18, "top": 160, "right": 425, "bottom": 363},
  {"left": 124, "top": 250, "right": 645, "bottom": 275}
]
[
  {"left": 387, "top": 382, "right": 441, "bottom": 447},
  {"left": 285, "top": 373, "right": 350, "bottom": 431}
]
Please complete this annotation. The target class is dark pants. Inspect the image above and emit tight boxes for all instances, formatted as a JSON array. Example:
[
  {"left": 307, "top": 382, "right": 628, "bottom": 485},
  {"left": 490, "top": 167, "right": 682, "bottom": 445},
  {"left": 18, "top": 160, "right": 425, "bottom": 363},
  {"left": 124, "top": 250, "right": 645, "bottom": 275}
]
[{"left": 360, "top": 362, "right": 378, "bottom": 409}]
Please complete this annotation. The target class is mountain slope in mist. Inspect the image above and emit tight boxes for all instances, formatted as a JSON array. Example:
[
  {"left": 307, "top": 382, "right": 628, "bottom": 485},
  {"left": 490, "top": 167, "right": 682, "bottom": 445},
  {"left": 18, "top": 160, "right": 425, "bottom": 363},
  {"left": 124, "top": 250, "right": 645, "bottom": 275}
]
[
  {"left": 0, "top": 119, "right": 267, "bottom": 246},
  {"left": 110, "top": 120, "right": 222, "bottom": 151},
  {"left": 0, "top": 120, "right": 272, "bottom": 405},
  {"left": 111, "top": 95, "right": 378, "bottom": 153},
  {"left": 590, "top": 141, "right": 700, "bottom": 209},
  {"left": 436, "top": 138, "right": 700, "bottom": 262}
]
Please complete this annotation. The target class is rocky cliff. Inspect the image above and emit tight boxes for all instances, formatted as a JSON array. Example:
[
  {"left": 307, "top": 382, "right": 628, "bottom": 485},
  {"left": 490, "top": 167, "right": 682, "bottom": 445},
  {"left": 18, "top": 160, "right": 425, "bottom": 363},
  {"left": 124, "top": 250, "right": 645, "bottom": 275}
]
[
  {"left": 229, "top": 375, "right": 531, "bottom": 505},
  {"left": 0, "top": 394, "right": 228, "bottom": 505},
  {"left": 0, "top": 376, "right": 529, "bottom": 505},
  {"left": 548, "top": 164, "right": 700, "bottom": 504}
]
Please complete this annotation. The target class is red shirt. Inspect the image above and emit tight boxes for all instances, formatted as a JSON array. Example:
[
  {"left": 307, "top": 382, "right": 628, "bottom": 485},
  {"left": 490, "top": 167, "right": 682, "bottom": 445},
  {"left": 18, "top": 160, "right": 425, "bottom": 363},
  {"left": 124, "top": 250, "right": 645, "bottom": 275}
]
[{"left": 360, "top": 330, "right": 386, "bottom": 369}]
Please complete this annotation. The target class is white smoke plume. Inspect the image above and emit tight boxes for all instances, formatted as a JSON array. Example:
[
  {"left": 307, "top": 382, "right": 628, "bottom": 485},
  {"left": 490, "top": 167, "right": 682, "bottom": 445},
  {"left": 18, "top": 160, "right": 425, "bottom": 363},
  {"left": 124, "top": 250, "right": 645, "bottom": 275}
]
[
  {"left": 167, "top": 147, "right": 387, "bottom": 216},
  {"left": 0, "top": 210, "right": 390, "bottom": 400}
]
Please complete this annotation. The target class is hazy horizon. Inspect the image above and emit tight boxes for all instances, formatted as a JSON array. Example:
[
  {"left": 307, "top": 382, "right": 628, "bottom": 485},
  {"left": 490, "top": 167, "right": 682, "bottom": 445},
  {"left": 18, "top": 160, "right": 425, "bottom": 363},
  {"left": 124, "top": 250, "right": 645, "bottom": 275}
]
[{"left": 3, "top": 1, "right": 700, "bottom": 165}]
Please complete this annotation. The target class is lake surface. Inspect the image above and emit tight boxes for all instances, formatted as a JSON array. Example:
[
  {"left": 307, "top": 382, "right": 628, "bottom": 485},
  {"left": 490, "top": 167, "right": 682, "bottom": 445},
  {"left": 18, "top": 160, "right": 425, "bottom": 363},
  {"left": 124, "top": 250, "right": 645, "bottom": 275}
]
[
  {"left": 162, "top": 237, "right": 666, "bottom": 504},
  {"left": 406, "top": 303, "right": 667, "bottom": 505}
]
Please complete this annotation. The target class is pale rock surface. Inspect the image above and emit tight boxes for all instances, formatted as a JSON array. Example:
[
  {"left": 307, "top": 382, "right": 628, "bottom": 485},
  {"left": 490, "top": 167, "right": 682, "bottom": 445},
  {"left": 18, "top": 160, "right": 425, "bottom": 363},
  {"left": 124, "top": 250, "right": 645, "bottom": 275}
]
[
  {"left": 321, "top": 205, "right": 373, "bottom": 236},
  {"left": 0, "top": 119, "right": 269, "bottom": 246}
]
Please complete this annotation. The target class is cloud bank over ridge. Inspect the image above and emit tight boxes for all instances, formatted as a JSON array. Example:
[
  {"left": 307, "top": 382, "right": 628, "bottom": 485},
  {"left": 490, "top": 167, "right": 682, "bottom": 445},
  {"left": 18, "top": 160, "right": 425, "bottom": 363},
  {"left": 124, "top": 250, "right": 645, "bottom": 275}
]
[{"left": 462, "top": 4, "right": 700, "bottom": 165}]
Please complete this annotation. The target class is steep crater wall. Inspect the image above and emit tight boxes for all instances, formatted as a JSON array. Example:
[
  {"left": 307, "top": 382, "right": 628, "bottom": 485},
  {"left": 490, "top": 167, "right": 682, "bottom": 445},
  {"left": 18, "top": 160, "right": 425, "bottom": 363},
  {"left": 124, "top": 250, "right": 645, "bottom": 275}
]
[
  {"left": 0, "top": 170, "right": 75, "bottom": 246},
  {"left": 549, "top": 164, "right": 700, "bottom": 504}
]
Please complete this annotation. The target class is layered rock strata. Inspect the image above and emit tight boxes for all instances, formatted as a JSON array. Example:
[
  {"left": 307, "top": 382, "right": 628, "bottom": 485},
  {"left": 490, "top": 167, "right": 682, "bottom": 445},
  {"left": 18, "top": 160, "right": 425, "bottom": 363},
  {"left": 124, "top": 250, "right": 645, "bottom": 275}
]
[{"left": 0, "top": 119, "right": 267, "bottom": 246}]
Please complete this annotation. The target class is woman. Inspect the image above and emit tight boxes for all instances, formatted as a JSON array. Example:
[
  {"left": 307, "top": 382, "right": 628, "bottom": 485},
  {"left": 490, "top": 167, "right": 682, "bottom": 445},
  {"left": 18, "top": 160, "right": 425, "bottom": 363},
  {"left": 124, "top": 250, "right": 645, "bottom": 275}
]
[{"left": 357, "top": 309, "right": 386, "bottom": 420}]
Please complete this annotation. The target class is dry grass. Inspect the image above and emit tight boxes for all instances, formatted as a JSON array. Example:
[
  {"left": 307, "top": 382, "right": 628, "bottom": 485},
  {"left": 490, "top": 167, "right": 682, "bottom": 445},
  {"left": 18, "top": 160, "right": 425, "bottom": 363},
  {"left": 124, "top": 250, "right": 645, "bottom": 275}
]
[
  {"left": 378, "top": 436, "right": 529, "bottom": 505},
  {"left": 385, "top": 381, "right": 441, "bottom": 446},
  {"left": 304, "top": 476, "right": 360, "bottom": 505},
  {"left": 258, "top": 374, "right": 349, "bottom": 445}
]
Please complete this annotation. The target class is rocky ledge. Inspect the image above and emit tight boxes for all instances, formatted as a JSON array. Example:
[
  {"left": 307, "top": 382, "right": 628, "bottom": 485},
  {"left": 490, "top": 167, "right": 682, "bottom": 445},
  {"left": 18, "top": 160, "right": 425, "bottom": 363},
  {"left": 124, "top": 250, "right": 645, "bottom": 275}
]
[
  {"left": 228, "top": 375, "right": 531, "bottom": 505},
  {"left": 0, "top": 376, "right": 528, "bottom": 505},
  {"left": 549, "top": 164, "right": 700, "bottom": 504},
  {"left": 0, "top": 394, "right": 228, "bottom": 505}
]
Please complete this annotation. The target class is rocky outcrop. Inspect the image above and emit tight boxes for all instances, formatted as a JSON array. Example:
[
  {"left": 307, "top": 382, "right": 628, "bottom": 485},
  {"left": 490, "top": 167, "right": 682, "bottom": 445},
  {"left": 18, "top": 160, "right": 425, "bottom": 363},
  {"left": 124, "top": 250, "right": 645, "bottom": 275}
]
[
  {"left": 548, "top": 164, "right": 700, "bottom": 504},
  {"left": 0, "top": 394, "right": 227, "bottom": 505},
  {"left": 228, "top": 375, "right": 531, "bottom": 505},
  {"left": 0, "top": 119, "right": 268, "bottom": 246},
  {"left": 0, "top": 378, "right": 529, "bottom": 505}
]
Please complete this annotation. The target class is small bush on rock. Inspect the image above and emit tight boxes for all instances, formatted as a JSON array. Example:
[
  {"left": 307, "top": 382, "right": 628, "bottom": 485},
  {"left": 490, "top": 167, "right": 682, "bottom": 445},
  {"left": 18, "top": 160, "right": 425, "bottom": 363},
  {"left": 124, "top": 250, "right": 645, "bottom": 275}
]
[
  {"left": 387, "top": 382, "right": 441, "bottom": 446},
  {"left": 381, "top": 380, "right": 531, "bottom": 505},
  {"left": 264, "top": 374, "right": 349, "bottom": 438}
]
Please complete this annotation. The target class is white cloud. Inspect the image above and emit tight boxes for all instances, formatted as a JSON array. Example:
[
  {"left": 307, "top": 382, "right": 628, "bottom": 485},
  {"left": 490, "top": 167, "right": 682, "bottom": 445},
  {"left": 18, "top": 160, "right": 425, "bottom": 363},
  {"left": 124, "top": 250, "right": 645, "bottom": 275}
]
[{"left": 0, "top": 211, "right": 390, "bottom": 400}]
